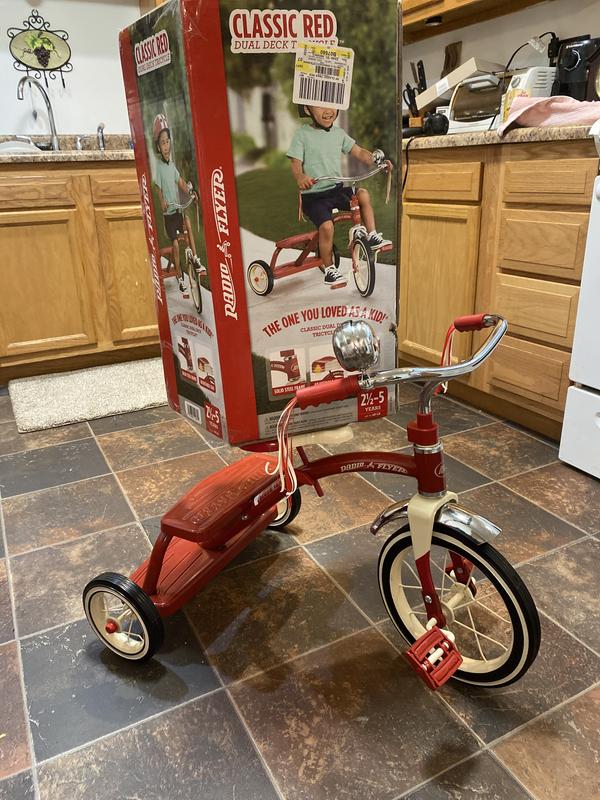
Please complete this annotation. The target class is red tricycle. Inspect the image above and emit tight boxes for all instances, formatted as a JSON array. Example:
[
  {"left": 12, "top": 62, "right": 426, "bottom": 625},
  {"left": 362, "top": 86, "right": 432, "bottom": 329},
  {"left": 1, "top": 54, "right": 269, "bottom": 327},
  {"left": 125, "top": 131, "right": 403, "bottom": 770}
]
[
  {"left": 247, "top": 152, "right": 392, "bottom": 299},
  {"left": 270, "top": 349, "right": 302, "bottom": 384},
  {"left": 83, "top": 314, "right": 540, "bottom": 691},
  {"left": 159, "top": 192, "right": 204, "bottom": 314}
]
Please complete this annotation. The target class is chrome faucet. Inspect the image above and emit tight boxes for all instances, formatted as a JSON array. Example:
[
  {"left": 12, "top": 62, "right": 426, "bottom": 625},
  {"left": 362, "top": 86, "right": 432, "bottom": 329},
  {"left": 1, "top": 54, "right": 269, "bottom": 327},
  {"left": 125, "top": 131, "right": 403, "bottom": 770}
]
[
  {"left": 16, "top": 77, "right": 60, "bottom": 151},
  {"left": 97, "top": 123, "right": 105, "bottom": 152}
]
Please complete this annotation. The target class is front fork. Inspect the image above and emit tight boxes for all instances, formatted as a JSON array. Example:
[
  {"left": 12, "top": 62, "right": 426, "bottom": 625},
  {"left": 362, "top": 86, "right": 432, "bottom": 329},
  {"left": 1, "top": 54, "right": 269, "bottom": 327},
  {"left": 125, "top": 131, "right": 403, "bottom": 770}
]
[{"left": 406, "top": 492, "right": 475, "bottom": 628}]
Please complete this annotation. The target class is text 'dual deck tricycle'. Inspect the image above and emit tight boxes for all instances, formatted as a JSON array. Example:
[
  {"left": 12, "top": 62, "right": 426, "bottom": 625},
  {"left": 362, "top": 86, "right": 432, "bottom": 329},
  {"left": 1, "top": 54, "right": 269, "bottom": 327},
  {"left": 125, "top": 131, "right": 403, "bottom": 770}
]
[
  {"left": 247, "top": 155, "right": 392, "bottom": 299},
  {"left": 83, "top": 314, "right": 541, "bottom": 691}
]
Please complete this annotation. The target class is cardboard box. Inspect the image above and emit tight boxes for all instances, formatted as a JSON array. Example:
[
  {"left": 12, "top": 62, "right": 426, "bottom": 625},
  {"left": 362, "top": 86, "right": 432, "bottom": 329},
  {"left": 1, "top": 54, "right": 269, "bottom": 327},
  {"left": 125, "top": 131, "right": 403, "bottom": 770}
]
[
  {"left": 120, "top": 0, "right": 400, "bottom": 445},
  {"left": 416, "top": 58, "right": 503, "bottom": 112}
]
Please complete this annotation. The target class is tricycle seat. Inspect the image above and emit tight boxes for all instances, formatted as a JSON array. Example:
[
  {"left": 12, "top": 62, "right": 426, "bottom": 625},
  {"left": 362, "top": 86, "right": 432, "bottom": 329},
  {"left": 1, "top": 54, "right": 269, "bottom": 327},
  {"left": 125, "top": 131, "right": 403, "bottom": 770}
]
[{"left": 160, "top": 453, "right": 279, "bottom": 547}]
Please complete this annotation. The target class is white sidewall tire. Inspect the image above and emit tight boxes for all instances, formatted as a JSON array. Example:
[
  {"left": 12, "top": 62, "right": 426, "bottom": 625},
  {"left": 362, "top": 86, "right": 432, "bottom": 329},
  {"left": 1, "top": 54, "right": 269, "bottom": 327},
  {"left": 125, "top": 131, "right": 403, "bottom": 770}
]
[
  {"left": 187, "top": 255, "right": 202, "bottom": 313},
  {"left": 269, "top": 489, "right": 301, "bottom": 530},
  {"left": 352, "top": 239, "right": 375, "bottom": 297},
  {"left": 83, "top": 572, "right": 164, "bottom": 662},
  {"left": 378, "top": 525, "right": 540, "bottom": 687},
  {"left": 247, "top": 261, "right": 273, "bottom": 296}
]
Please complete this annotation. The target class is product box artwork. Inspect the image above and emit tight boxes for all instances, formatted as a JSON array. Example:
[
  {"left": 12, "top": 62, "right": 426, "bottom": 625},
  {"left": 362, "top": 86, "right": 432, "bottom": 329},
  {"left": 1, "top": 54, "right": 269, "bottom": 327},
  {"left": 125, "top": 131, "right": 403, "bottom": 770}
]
[{"left": 121, "top": 0, "right": 400, "bottom": 445}]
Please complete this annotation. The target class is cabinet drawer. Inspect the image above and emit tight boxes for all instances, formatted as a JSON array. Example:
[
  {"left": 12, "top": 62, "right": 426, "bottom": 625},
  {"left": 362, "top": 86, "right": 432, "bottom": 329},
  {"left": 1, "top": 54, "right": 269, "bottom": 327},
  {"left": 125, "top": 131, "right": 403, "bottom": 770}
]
[
  {"left": 90, "top": 173, "right": 140, "bottom": 204},
  {"left": 494, "top": 273, "right": 579, "bottom": 348},
  {"left": 498, "top": 208, "right": 588, "bottom": 280},
  {"left": 0, "top": 175, "right": 75, "bottom": 210},
  {"left": 503, "top": 158, "right": 598, "bottom": 206},
  {"left": 490, "top": 337, "right": 570, "bottom": 412},
  {"left": 404, "top": 162, "right": 482, "bottom": 202}
]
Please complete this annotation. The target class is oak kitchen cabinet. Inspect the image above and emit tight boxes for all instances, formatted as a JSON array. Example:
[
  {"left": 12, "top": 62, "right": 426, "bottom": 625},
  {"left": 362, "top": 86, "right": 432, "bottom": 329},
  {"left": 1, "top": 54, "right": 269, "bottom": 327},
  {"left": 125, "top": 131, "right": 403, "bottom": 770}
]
[
  {"left": 403, "top": 0, "right": 547, "bottom": 43},
  {"left": 0, "top": 160, "right": 159, "bottom": 383},
  {"left": 400, "top": 132, "right": 599, "bottom": 439}
]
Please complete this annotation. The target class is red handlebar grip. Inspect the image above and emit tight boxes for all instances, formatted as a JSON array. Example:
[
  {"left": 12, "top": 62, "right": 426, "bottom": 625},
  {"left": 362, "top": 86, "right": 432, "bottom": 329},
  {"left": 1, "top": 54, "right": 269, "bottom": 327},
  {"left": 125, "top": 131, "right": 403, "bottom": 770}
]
[
  {"left": 453, "top": 313, "right": 487, "bottom": 332},
  {"left": 295, "top": 375, "right": 360, "bottom": 409}
]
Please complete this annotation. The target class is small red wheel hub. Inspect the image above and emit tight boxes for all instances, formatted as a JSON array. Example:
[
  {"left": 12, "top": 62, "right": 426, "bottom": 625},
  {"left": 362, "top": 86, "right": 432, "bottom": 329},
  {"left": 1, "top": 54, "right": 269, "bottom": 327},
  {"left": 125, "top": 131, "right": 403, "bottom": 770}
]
[{"left": 105, "top": 620, "right": 119, "bottom": 634}]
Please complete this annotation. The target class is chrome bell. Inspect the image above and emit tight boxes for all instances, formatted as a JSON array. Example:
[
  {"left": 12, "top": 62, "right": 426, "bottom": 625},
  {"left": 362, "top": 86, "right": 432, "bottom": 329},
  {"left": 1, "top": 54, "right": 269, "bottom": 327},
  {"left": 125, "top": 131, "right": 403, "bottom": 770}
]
[{"left": 332, "top": 320, "right": 380, "bottom": 373}]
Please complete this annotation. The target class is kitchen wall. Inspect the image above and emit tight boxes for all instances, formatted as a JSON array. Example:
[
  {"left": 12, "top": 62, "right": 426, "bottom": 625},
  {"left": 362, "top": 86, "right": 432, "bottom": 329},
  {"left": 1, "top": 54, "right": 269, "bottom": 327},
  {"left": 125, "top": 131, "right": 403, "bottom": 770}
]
[
  {"left": 1, "top": 0, "right": 140, "bottom": 136},
  {"left": 403, "top": 0, "right": 600, "bottom": 93}
]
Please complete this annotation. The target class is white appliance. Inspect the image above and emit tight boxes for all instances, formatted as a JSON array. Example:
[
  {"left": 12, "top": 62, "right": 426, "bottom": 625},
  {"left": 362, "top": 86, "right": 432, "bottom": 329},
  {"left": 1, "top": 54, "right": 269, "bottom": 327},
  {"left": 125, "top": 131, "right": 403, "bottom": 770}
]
[
  {"left": 558, "top": 121, "right": 600, "bottom": 478},
  {"left": 501, "top": 66, "right": 556, "bottom": 122},
  {"left": 447, "top": 75, "right": 502, "bottom": 134}
]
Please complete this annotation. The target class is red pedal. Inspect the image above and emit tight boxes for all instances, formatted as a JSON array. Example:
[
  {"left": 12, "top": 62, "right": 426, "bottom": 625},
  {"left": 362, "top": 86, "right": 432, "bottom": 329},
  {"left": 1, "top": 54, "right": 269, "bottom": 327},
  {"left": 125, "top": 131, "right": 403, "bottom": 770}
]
[{"left": 404, "top": 626, "right": 463, "bottom": 691}]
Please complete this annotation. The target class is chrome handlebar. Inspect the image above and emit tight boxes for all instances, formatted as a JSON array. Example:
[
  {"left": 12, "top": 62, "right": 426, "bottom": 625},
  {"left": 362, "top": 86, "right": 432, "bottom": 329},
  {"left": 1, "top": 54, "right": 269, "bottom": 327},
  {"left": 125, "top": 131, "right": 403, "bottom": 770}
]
[
  {"left": 166, "top": 193, "right": 196, "bottom": 212},
  {"left": 313, "top": 162, "right": 390, "bottom": 187},
  {"left": 361, "top": 315, "right": 508, "bottom": 414}
]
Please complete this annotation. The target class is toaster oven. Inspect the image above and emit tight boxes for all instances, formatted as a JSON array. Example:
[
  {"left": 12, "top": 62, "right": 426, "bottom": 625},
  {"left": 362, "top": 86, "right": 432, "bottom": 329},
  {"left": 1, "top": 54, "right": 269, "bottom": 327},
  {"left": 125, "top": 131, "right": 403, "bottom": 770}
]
[{"left": 447, "top": 75, "right": 503, "bottom": 133}]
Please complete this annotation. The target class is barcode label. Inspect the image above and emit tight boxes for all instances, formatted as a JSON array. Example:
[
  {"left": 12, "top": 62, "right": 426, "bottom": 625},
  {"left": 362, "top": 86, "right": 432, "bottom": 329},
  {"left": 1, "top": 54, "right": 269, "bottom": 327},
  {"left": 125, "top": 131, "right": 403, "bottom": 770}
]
[
  {"left": 315, "top": 64, "right": 341, "bottom": 78},
  {"left": 293, "top": 41, "right": 354, "bottom": 111},
  {"left": 298, "top": 75, "right": 345, "bottom": 106},
  {"left": 185, "top": 401, "right": 201, "bottom": 422}
]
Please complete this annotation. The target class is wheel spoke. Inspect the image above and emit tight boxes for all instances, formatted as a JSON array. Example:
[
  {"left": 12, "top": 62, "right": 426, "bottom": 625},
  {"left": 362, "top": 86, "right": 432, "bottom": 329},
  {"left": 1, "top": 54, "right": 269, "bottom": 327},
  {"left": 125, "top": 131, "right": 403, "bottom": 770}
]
[
  {"left": 404, "top": 561, "right": 422, "bottom": 585},
  {"left": 467, "top": 606, "right": 488, "bottom": 662},
  {"left": 473, "top": 599, "right": 511, "bottom": 625},
  {"left": 441, "top": 561, "right": 448, "bottom": 598},
  {"left": 452, "top": 619, "right": 509, "bottom": 652}
]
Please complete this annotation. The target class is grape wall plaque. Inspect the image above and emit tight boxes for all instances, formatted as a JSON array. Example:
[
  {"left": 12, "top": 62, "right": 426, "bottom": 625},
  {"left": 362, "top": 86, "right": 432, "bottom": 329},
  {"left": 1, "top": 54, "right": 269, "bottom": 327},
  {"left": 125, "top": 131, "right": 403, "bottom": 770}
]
[{"left": 7, "top": 9, "right": 72, "bottom": 88}]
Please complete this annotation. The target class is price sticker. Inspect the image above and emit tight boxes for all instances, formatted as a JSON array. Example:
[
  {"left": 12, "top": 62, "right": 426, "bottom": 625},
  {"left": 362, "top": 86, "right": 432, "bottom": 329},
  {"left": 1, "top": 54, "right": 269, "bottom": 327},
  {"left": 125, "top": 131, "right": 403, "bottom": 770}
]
[{"left": 293, "top": 41, "right": 354, "bottom": 110}]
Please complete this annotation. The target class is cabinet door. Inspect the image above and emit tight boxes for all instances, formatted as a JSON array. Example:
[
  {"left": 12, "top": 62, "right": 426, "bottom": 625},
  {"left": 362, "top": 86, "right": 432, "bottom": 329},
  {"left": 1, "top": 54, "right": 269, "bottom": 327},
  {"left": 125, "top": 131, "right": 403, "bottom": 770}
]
[
  {"left": 95, "top": 206, "right": 158, "bottom": 344},
  {"left": 399, "top": 202, "right": 481, "bottom": 364},
  {"left": 0, "top": 208, "right": 96, "bottom": 358}
]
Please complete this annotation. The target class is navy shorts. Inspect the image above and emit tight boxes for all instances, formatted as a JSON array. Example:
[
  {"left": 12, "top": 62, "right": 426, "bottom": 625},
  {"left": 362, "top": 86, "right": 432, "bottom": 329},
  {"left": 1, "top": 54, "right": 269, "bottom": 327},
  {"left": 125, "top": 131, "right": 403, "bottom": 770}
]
[
  {"left": 301, "top": 185, "right": 353, "bottom": 229},
  {"left": 164, "top": 211, "right": 184, "bottom": 241}
]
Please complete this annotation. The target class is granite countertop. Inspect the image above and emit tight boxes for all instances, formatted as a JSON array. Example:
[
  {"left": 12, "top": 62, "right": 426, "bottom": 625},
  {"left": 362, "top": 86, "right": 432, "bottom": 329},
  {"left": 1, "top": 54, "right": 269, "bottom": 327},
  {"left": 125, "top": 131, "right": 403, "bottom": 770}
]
[
  {"left": 0, "top": 134, "right": 135, "bottom": 163},
  {"left": 402, "top": 124, "right": 594, "bottom": 150}
]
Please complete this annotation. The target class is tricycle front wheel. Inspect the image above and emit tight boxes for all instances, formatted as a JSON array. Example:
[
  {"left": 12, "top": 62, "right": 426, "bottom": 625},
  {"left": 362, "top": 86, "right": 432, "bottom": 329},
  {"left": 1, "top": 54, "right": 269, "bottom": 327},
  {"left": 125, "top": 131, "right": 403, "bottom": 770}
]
[
  {"left": 186, "top": 249, "right": 202, "bottom": 313},
  {"left": 378, "top": 525, "right": 540, "bottom": 687},
  {"left": 83, "top": 572, "right": 164, "bottom": 662},
  {"left": 352, "top": 239, "right": 375, "bottom": 297}
]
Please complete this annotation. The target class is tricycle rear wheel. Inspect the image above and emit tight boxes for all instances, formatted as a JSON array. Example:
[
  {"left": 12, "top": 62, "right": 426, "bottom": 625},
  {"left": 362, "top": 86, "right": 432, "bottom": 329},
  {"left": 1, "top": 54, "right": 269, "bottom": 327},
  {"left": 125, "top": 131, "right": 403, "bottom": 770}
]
[
  {"left": 248, "top": 260, "right": 274, "bottom": 296},
  {"left": 269, "top": 488, "right": 301, "bottom": 530},
  {"left": 83, "top": 572, "right": 164, "bottom": 662},
  {"left": 317, "top": 243, "right": 340, "bottom": 274}
]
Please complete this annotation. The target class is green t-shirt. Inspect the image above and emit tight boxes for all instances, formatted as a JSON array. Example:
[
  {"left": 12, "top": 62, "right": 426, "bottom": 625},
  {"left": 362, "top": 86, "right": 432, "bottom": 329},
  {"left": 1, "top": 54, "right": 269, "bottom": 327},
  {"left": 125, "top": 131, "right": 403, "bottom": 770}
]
[
  {"left": 154, "top": 157, "right": 180, "bottom": 215},
  {"left": 286, "top": 124, "right": 356, "bottom": 194}
]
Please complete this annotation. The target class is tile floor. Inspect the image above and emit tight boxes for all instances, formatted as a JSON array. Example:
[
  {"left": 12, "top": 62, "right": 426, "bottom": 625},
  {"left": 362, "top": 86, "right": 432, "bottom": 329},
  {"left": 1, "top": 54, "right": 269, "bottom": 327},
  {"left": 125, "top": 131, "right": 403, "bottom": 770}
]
[{"left": 0, "top": 386, "right": 599, "bottom": 800}]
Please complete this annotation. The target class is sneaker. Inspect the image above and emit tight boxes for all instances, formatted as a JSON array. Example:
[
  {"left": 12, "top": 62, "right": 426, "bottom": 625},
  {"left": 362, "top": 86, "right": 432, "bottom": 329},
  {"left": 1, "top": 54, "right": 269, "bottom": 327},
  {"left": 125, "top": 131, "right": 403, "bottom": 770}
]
[
  {"left": 193, "top": 255, "right": 207, "bottom": 276},
  {"left": 354, "top": 224, "right": 368, "bottom": 239},
  {"left": 366, "top": 231, "right": 392, "bottom": 250},
  {"left": 323, "top": 265, "right": 346, "bottom": 288},
  {"left": 178, "top": 278, "right": 186, "bottom": 293}
]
